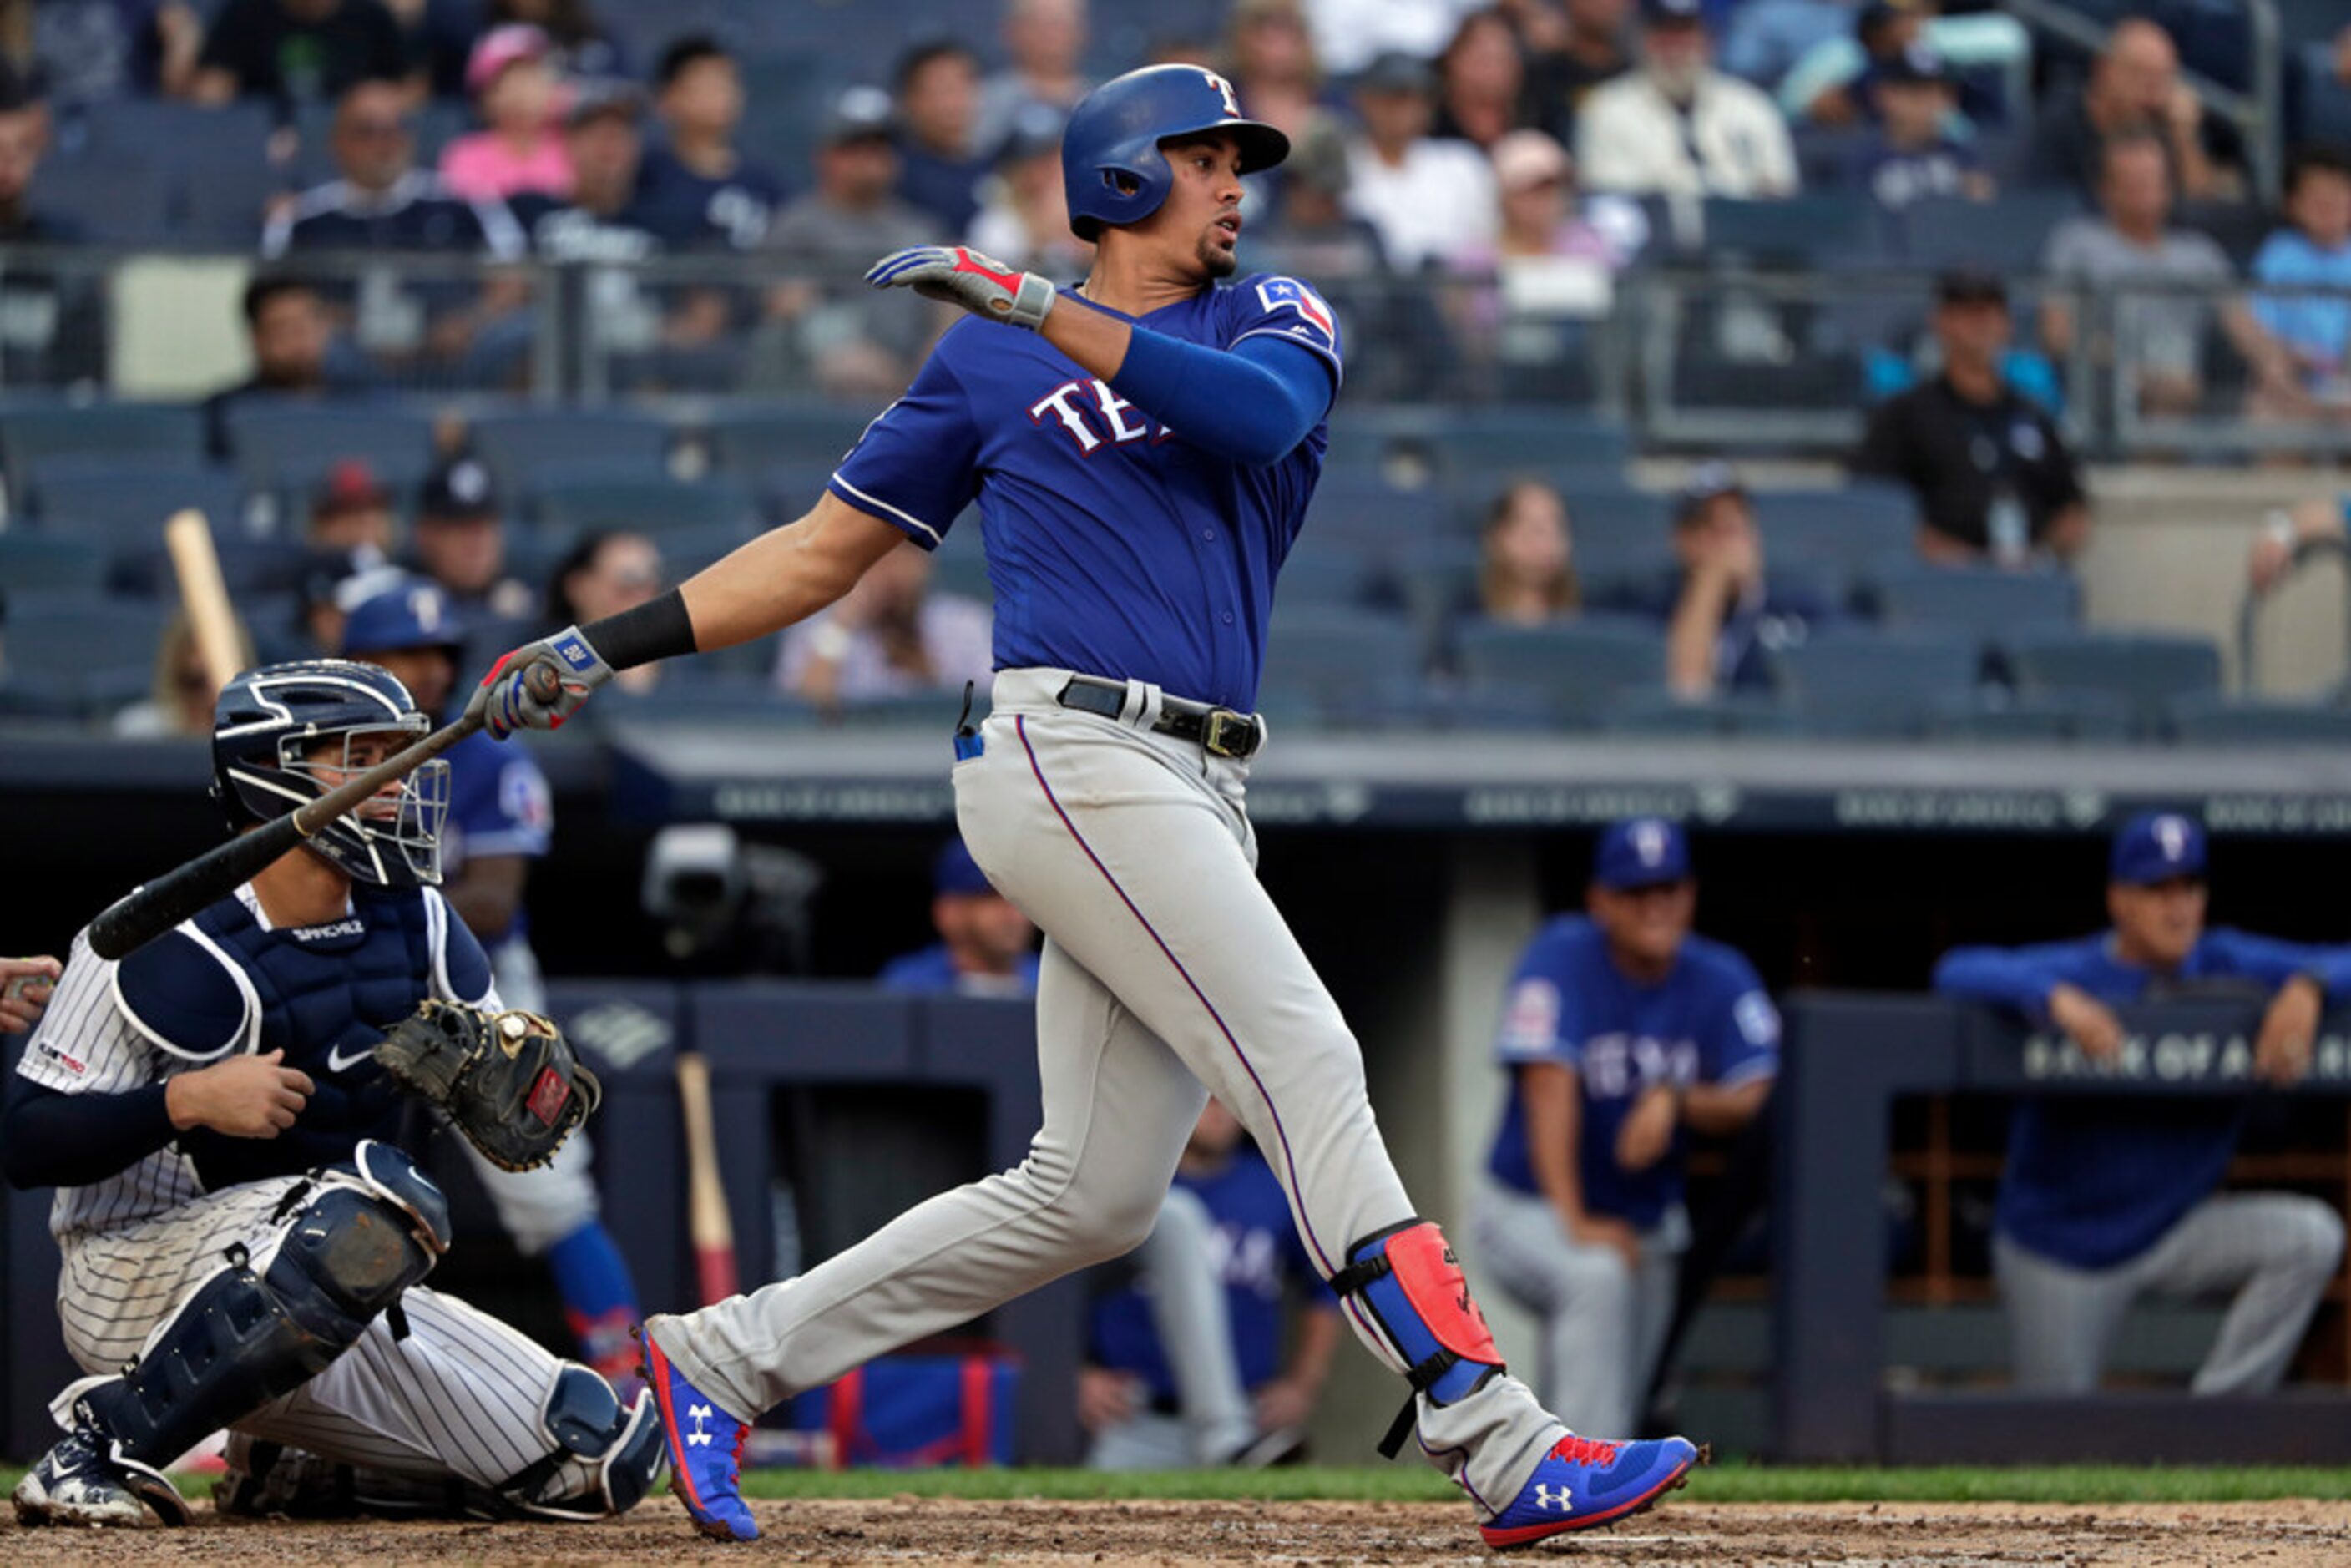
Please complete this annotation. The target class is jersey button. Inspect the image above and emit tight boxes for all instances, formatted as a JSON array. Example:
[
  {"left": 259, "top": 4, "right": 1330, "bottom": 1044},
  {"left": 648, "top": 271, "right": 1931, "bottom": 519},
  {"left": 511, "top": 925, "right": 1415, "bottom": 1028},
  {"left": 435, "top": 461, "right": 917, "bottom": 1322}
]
[
  {"left": 1221, "top": 612, "right": 1235, "bottom": 625},
  {"left": 1201, "top": 529, "right": 1216, "bottom": 541}
]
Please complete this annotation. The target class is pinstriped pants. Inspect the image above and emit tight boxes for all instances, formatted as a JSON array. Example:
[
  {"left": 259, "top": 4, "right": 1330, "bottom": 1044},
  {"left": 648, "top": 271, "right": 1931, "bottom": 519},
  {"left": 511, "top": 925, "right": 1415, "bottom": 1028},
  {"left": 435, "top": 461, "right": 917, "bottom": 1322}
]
[
  {"left": 1995, "top": 1191, "right": 2347, "bottom": 1394},
  {"left": 55, "top": 1176, "right": 599, "bottom": 1493},
  {"left": 651, "top": 668, "right": 1564, "bottom": 1515}
]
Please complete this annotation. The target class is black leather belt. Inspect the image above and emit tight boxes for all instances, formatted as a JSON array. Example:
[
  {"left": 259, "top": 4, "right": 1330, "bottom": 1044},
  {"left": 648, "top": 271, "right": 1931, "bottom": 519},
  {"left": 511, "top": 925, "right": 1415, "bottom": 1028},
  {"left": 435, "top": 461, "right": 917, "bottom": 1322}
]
[{"left": 1055, "top": 674, "right": 1265, "bottom": 760}]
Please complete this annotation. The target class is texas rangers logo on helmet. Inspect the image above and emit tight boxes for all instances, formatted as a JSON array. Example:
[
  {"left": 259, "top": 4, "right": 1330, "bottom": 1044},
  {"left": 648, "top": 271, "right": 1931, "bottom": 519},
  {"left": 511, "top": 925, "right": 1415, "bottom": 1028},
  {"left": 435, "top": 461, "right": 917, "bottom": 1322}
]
[{"left": 1204, "top": 68, "right": 1241, "bottom": 118}]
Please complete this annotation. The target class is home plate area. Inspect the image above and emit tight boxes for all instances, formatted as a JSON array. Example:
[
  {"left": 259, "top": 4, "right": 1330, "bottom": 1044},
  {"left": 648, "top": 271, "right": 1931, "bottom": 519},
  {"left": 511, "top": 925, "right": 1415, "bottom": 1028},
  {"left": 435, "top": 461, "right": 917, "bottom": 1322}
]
[{"left": 6, "top": 1497, "right": 2350, "bottom": 1565}]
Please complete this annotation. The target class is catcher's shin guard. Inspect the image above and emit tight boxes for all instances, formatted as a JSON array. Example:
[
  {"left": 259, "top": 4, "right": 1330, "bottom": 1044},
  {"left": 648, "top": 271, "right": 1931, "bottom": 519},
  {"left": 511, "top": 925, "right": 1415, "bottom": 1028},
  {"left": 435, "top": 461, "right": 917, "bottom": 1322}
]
[
  {"left": 1331, "top": 1218, "right": 1506, "bottom": 1459},
  {"left": 492, "top": 1364, "right": 666, "bottom": 1520},
  {"left": 77, "top": 1145, "right": 447, "bottom": 1476}
]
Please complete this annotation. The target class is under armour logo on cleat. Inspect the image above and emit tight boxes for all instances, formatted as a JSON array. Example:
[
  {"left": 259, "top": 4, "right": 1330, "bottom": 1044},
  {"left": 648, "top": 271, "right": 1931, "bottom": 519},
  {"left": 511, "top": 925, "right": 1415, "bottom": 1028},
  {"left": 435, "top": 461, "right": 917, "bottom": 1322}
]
[
  {"left": 687, "top": 1402, "right": 714, "bottom": 1447},
  {"left": 1533, "top": 1485, "right": 1570, "bottom": 1512}
]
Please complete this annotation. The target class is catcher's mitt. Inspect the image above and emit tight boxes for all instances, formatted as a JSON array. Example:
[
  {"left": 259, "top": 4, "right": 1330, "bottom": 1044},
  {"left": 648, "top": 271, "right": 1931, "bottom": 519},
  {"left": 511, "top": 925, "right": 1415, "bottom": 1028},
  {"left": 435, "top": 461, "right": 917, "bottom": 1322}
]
[{"left": 374, "top": 999, "right": 600, "bottom": 1171}]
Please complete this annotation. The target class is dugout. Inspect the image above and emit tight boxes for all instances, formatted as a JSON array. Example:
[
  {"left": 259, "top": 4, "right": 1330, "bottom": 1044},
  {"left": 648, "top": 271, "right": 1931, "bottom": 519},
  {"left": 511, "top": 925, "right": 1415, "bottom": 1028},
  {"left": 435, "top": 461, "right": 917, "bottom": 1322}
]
[{"left": 6, "top": 727, "right": 2351, "bottom": 1464}]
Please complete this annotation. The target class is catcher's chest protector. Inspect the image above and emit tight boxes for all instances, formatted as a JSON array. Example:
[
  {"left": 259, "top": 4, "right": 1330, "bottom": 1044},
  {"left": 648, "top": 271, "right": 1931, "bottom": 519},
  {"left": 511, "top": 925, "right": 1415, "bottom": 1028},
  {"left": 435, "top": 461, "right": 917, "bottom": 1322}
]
[{"left": 195, "top": 888, "right": 437, "bottom": 1073}]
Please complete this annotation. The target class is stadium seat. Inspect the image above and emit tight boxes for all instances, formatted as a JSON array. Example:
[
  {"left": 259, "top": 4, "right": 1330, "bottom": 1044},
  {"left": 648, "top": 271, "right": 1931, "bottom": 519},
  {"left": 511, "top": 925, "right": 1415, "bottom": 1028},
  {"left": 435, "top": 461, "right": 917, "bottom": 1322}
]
[
  {"left": 223, "top": 404, "right": 439, "bottom": 496},
  {"left": 1769, "top": 628, "right": 1984, "bottom": 736},
  {"left": 25, "top": 149, "right": 172, "bottom": 244},
  {"left": 2164, "top": 695, "right": 2351, "bottom": 746},
  {"left": 1304, "top": 476, "right": 1449, "bottom": 552},
  {"left": 2003, "top": 629, "right": 2223, "bottom": 733},
  {"left": 0, "top": 598, "right": 167, "bottom": 718},
  {"left": 27, "top": 462, "right": 250, "bottom": 550},
  {"left": 1868, "top": 564, "right": 2081, "bottom": 645},
  {"left": 705, "top": 404, "right": 880, "bottom": 473},
  {"left": 1927, "top": 690, "right": 2132, "bottom": 743},
  {"left": 0, "top": 534, "right": 109, "bottom": 595},
  {"left": 0, "top": 405, "right": 206, "bottom": 508},
  {"left": 1701, "top": 195, "right": 1892, "bottom": 270},
  {"left": 1261, "top": 606, "right": 1425, "bottom": 717},
  {"left": 467, "top": 410, "right": 672, "bottom": 496},
  {"left": 1452, "top": 616, "right": 1666, "bottom": 725},
  {"left": 1603, "top": 689, "right": 1802, "bottom": 738},
  {"left": 1428, "top": 409, "right": 1631, "bottom": 476},
  {"left": 532, "top": 475, "right": 758, "bottom": 539},
  {"left": 1568, "top": 503, "right": 1676, "bottom": 604},
  {"left": 2298, "top": 42, "right": 2351, "bottom": 149},
  {"left": 1750, "top": 485, "right": 1917, "bottom": 593},
  {"left": 1897, "top": 191, "right": 2084, "bottom": 272}
]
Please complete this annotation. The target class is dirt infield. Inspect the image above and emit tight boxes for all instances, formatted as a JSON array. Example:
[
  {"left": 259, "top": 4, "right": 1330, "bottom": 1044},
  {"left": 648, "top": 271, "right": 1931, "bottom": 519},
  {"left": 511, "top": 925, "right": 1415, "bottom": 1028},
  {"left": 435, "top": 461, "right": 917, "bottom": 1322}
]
[{"left": 7, "top": 1495, "right": 2351, "bottom": 1565}]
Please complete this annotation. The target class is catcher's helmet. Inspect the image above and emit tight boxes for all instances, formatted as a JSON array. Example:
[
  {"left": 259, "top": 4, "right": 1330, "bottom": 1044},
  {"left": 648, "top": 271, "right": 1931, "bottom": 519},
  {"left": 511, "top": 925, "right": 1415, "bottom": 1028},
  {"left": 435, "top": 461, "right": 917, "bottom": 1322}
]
[
  {"left": 1061, "top": 63, "right": 1289, "bottom": 241},
  {"left": 211, "top": 660, "right": 449, "bottom": 888}
]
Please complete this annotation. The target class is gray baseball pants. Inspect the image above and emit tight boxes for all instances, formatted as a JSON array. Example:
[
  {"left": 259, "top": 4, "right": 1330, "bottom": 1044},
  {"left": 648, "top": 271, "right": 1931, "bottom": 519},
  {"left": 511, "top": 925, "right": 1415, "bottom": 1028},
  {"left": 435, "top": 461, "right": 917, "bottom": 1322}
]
[
  {"left": 1089, "top": 1186, "right": 1255, "bottom": 1469},
  {"left": 1995, "top": 1191, "right": 2344, "bottom": 1393},
  {"left": 1471, "top": 1178, "right": 1686, "bottom": 1437},
  {"left": 650, "top": 669, "right": 1564, "bottom": 1513}
]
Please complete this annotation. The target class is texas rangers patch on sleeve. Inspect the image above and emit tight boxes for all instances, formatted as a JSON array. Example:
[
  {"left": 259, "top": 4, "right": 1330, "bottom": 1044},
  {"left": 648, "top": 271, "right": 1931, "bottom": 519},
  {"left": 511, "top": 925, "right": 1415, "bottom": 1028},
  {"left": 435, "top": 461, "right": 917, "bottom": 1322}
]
[
  {"left": 1496, "top": 978, "right": 1565, "bottom": 1060},
  {"left": 1246, "top": 276, "right": 1340, "bottom": 358}
]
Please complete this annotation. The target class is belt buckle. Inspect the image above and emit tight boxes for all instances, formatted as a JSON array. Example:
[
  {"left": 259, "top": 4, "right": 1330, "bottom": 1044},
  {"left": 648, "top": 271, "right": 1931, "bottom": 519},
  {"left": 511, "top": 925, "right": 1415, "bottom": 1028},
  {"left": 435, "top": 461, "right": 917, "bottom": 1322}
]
[{"left": 1201, "top": 708, "right": 1253, "bottom": 759}]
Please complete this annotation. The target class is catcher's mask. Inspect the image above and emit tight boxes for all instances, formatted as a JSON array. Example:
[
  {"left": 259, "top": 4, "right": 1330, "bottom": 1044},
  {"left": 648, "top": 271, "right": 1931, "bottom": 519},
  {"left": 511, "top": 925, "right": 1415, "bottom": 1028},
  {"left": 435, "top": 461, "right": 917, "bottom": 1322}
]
[{"left": 211, "top": 660, "right": 450, "bottom": 888}]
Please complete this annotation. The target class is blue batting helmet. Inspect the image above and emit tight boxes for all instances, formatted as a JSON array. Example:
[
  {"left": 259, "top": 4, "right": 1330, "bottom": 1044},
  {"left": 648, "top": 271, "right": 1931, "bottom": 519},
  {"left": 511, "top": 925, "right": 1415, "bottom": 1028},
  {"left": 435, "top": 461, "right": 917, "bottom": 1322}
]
[
  {"left": 1061, "top": 63, "right": 1289, "bottom": 241},
  {"left": 211, "top": 660, "right": 450, "bottom": 888}
]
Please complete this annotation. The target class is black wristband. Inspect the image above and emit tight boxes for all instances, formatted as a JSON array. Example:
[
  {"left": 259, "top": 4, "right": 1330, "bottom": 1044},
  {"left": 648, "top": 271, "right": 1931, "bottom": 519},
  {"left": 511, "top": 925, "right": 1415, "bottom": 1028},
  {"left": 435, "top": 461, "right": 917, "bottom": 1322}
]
[{"left": 581, "top": 588, "right": 697, "bottom": 672}]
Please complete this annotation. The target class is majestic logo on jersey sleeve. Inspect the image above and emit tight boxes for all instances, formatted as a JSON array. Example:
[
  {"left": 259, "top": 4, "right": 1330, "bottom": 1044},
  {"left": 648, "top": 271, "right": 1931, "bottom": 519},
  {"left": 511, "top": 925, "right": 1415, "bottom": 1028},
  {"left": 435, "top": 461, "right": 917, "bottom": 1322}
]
[{"left": 1254, "top": 277, "right": 1335, "bottom": 344}]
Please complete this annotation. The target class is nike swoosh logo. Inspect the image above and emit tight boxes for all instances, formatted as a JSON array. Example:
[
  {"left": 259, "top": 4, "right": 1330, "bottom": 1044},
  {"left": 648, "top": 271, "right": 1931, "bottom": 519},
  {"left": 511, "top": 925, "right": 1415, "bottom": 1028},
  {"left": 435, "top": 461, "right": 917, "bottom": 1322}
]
[{"left": 326, "top": 1043, "right": 375, "bottom": 1073}]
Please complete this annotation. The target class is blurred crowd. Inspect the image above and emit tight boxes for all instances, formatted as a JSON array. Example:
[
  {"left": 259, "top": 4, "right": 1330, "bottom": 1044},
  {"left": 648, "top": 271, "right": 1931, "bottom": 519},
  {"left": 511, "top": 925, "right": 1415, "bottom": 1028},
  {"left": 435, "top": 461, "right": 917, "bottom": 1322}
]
[{"left": 0, "top": 1, "right": 2341, "bottom": 410}]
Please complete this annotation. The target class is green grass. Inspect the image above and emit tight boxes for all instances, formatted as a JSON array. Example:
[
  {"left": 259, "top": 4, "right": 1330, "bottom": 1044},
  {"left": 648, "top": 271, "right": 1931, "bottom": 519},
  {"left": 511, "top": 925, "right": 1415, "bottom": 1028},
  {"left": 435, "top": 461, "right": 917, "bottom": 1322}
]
[
  {"left": 723, "top": 1464, "right": 2351, "bottom": 1505},
  {"left": 8, "top": 1462, "right": 2342, "bottom": 1510}
]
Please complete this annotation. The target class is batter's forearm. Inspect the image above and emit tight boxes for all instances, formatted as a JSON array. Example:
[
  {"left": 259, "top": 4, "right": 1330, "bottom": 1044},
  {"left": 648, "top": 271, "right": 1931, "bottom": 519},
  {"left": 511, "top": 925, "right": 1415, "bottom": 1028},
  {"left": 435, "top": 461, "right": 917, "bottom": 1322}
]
[
  {"left": 661, "top": 494, "right": 909, "bottom": 655},
  {"left": 1038, "top": 296, "right": 1134, "bottom": 382}
]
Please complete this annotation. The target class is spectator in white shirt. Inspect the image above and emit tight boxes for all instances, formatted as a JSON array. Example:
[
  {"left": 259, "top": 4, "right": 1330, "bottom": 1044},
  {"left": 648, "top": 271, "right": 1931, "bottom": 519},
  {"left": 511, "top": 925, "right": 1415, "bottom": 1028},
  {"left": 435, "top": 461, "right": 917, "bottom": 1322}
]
[
  {"left": 1576, "top": 0, "right": 1798, "bottom": 198},
  {"left": 1342, "top": 48, "right": 1499, "bottom": 271},
  {"left": 973, "top": 0, "right": 1094, "bottom": 159},
  {"left": 1302, "top": 0, "right": 1475, "bottom": 78}
]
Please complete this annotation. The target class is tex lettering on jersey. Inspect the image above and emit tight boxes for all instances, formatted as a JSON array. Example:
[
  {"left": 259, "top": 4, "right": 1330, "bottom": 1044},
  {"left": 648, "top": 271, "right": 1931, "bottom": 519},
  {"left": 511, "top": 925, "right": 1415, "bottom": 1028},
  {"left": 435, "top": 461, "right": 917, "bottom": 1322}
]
[{"left": 1028, "top": 377, "right": 1176, "bottom": 454}]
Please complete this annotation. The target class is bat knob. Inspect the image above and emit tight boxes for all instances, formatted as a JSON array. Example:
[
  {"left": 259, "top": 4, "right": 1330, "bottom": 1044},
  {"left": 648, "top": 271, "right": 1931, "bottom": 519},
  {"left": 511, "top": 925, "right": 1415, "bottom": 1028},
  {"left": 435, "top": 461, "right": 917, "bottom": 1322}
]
[{"left": 523, "top": 660, "right": 563, "bottom": 702}]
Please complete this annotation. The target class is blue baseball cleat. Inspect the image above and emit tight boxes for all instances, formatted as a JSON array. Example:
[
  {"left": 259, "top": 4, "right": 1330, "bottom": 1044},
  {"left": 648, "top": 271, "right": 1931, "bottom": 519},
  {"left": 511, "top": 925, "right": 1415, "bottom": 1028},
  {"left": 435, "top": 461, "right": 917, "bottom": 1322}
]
[
  {"left": 1479, "top": 1432, "right": 1703, "bottom": 1548},
  {"left": 640, "top": 1325, "right": 757, "bottom": 1542}
]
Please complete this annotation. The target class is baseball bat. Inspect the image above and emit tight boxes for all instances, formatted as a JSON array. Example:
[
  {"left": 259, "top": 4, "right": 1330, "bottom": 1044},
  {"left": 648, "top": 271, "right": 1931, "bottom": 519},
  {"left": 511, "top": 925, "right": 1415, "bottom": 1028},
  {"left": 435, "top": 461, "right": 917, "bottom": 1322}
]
[
  {"left": 163, "top": 509, "right": 242, "bottom": 698},
  {"left": 675, "top": 1051, "right": 741, "bottom": 1305},
  {"left": 85, "top": 665, "right": 559, "bottom": 961}
]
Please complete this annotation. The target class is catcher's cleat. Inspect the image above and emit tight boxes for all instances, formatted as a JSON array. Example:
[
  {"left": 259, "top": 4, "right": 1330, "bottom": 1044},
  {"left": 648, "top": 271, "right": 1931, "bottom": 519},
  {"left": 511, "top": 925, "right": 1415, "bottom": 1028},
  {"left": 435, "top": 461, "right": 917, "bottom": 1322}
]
[
  {"left": 641, "top": 1322, "right": 758, "bottom": 1542},
  {"left": 14, "top": 1423, "right": 190, "bottom": 1528},
  {"left": 1479, "top": 1432, "right": 1702, "bottom": 1549}
]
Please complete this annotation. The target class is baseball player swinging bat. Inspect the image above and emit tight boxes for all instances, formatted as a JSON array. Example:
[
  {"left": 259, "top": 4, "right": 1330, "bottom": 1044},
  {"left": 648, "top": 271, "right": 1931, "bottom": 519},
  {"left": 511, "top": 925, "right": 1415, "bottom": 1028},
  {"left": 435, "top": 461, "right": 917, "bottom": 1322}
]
[{"left": 87, "top": 664, "right": 561, "bottom": 960}]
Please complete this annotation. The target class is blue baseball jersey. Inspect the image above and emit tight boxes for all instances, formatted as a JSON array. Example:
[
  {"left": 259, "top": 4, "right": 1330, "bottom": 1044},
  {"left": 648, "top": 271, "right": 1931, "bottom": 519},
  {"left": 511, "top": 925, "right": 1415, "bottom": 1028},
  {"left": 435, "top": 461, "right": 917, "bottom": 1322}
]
[
  {"left": 1934, "top": 928, "right": 2351, "bottom": 1269},
  {"left": 632, "top": 145, "right": 786, "bottom": 250},
  {"left": 826, "top": 273, "right": 1342, "bottom": 711},
  {"left": 875, "top": 942, "right": 1042, "bottom": 997},
  {"left": 439, "top": 729, "right": 551, "bottom": 948},
  {"left": 1090, "top": 1146, "right": 1337, "bottom": 1401},
  {"left": 1485, "top": 917, "right": 1781, "bottom": 1228}
]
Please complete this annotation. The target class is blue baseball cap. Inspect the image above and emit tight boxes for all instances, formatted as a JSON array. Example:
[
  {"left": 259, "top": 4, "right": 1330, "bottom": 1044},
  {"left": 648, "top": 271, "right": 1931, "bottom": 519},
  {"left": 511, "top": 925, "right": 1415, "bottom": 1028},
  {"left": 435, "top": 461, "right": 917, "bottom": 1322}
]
[
  {"left": 1594, "top": 817, "right": 1691, "bottom": 890},
  {"left": 933, "top": 837, "right": 994, "bottom": 898},
  {"left": 340, "top": 576, "right": 468, "bottom": 659},
  {"left": 2110, "top": 812, "right": 2206, "bottom": 885}
]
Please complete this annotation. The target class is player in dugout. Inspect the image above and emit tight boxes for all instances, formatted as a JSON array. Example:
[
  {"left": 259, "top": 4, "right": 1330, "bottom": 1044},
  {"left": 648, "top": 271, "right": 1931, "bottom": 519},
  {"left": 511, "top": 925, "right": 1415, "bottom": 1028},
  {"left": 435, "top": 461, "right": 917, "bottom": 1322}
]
[
  {"left": 1471, "top": 817, "right": 1778, "bottom": 1439},
  {"left": 1934, "top": 810, "right": 2349, "bottom": 1394}
]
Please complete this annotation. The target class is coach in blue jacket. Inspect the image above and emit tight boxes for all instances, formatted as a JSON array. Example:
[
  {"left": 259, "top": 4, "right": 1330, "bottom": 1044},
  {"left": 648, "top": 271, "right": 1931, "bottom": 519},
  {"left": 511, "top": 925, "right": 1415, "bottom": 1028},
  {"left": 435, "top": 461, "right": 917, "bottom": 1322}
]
[{"left": 1934, "top": 811, "right": 2348, "bottom": 1394}]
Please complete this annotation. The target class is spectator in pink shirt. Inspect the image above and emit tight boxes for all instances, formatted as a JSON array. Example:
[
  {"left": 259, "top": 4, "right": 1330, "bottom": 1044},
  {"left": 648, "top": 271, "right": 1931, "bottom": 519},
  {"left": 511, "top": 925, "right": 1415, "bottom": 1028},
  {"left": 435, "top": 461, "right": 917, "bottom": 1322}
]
[{"left": 440, "top": 23, "right": 574, "bottom": 203}]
